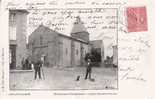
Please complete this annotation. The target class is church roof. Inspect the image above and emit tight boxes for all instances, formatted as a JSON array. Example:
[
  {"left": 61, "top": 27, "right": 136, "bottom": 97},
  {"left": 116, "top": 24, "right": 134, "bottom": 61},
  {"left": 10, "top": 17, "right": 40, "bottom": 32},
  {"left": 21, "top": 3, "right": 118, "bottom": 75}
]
[
  {"left": 9, "top": 9, "right": 29, "bottom": 14},
  {"left": 29, "top": 24, "right": 89, "bottom": 44},
  {"left": 71, "top": 16, "right": 88, "bottom": 34}
]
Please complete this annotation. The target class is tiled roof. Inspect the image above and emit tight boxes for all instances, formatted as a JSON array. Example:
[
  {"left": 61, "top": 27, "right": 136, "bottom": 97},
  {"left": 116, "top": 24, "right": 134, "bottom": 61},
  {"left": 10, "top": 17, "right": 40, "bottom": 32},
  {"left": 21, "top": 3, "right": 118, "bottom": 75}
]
[
  {"left": 9, "top": 9, "right": 29, "bottom": 14},
  {"left": 30, "top": 24, "right": 89, "bottom": 44}
]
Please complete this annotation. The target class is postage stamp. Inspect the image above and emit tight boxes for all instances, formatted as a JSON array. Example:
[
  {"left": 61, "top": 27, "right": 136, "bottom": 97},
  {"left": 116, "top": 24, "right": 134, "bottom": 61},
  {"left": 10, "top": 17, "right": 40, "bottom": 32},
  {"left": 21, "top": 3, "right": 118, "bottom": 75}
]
[{"left": 126, "top": 6, "right": 148, "bottom": 32}]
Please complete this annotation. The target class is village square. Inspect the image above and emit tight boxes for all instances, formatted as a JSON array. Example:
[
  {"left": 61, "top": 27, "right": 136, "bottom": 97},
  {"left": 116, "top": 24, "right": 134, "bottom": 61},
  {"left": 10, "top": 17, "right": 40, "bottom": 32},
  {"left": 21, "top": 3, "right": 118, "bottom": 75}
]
[{"left": 9, "top": 9, "right": 118, "bottom": 90}]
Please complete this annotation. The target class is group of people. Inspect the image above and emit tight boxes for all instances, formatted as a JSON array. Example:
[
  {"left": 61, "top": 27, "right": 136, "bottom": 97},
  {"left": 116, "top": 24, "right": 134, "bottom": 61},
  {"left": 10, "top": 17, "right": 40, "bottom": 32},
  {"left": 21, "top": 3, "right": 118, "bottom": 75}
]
[
  {"left": 32, "top": 53, "right": 93, "bottom": 81},
  {"left": 21, "top": 58, "right": 32, "bottom": 70},
  {"left": 22, "top": 56, "right": 44, "bottom": 80}
]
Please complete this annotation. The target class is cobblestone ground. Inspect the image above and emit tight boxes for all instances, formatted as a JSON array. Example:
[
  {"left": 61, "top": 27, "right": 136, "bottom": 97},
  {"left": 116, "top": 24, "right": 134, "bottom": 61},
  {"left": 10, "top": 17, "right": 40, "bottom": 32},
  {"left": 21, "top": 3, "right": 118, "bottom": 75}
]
[{"left": 10, "top": 66, "right": 118, "bottom": 90}]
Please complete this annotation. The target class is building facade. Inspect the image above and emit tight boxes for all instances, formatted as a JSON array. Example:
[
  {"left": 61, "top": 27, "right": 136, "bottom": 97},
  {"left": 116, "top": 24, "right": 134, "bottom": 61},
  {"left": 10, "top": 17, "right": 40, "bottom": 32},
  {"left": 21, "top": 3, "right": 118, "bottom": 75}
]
[
  {"left": 28, "top": 16, "right": 90, "bottom": 67},
  {"left": 28, "top": 24, "right": 90, "bottom": 67},
  {"left": 9, "top": 10, "right": 29, "bottom": 69},
  {"left": 112, "top": 45, "right": 118, "bottom": 66}
]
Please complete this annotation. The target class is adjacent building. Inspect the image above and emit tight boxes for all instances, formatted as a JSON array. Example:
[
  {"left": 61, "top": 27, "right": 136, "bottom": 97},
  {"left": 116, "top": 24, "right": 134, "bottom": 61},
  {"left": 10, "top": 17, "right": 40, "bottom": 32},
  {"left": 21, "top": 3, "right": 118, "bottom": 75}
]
[
  {"left": 90, "top": 40, "right": 104, "bottom": 65},
  {"left": 90, "top": 40, "right": 118, "bottom": 67},
  {"left": 112, "top": 45, "right": 118, "bottom": 66},
  {"left": 9, "top": 10, "right": 29, "bottom": 69}
]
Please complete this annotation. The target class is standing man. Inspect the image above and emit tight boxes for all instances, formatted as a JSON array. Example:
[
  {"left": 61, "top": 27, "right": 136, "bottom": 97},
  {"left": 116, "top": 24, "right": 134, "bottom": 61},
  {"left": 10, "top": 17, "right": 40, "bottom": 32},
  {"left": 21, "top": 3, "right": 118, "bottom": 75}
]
[
  {"left": 25, "top": 58, "right": 29, "bottom": 70},
  {"left": 41, "top": 55, "right": 45, "bottom": 79},
  {"left": 41, "top": 55, "right": 44, "bottom": 67},
  {"left": 21, "top": 58, "right": 25, "bottom": 70},
  {"left": 34, "top": 58, "right": 42, "bottom": 80},
  {"left": 85, "top": 58, "right": 92, "bottom": 80}
]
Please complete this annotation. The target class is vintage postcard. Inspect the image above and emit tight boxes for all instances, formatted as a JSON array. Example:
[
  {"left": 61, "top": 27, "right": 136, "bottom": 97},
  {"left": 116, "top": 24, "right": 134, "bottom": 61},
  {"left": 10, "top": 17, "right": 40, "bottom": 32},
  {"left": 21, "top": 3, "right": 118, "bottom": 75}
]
[
  {"left": 0, "top": 0, "right": 154, "bottom": 99},
  {"left": 8, "top": 8, "right": 118, "bottom": 90}
]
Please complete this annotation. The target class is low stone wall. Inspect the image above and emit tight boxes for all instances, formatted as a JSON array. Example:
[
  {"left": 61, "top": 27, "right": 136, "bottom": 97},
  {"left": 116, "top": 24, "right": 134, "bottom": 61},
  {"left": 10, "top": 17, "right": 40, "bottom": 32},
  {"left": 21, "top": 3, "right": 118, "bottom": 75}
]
[{"left": 10, "top": 69, "right": 33, "bottom": 73}]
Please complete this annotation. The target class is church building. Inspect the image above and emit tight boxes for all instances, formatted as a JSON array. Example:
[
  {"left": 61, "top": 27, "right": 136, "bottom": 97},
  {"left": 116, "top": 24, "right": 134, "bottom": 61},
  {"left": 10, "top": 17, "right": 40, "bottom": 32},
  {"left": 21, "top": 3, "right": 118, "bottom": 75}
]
[{"left": 28, "top": 17, "right": 90, "bottom": 67}]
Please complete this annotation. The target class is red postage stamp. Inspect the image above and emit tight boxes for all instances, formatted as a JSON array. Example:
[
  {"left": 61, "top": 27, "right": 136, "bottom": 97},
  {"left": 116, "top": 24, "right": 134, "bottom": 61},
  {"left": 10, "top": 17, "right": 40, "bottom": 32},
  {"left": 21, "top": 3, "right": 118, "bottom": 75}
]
[{"left": 126, "top": 6, "right": 148, "bottom": 32}]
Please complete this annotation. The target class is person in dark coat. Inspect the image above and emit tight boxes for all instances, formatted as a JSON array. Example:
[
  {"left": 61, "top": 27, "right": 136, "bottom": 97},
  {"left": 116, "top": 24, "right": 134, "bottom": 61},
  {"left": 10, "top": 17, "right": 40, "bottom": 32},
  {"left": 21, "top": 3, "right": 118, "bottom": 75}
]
[
  {"left": 34, "top": 58, "right": 42, "bottom": 80},
  {"left": 21, "top": 58, "right": 25, "bottom": 70},
  {"left": 85, "top": 58, "right": 92, "bottom": 80},
  {"left": 25, "top": 58, "right": 29, "bottom": 70}
]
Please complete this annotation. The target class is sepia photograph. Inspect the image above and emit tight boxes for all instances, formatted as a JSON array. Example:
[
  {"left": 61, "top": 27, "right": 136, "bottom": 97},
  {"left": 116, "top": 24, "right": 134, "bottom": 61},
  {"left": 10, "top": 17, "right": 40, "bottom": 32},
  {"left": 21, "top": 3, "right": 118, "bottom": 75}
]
[
  {"left": 9, "top": 8, "right": 118, "bottom": 90},
  {"left": 0, "top": 0, "right": 153, "bottom": 98}
]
